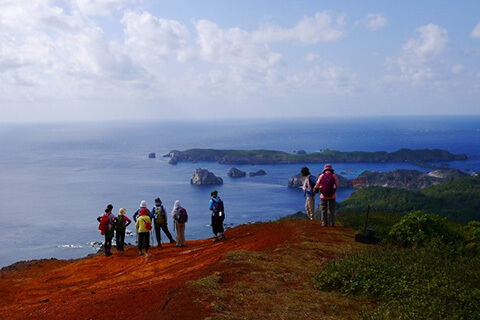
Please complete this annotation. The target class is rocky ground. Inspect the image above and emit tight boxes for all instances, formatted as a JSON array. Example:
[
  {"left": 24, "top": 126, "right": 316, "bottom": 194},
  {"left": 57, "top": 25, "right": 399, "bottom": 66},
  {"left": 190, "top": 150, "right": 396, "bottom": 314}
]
[{"left": 0, "top": 220, "right": 362, "bottom": 320}]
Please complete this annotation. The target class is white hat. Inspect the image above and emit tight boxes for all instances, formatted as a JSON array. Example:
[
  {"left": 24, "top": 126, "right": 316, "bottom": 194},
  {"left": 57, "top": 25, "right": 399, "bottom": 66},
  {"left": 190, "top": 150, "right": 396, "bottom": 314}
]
[{"left": 140, "top": 200, "right": 148, "bottom": 207}]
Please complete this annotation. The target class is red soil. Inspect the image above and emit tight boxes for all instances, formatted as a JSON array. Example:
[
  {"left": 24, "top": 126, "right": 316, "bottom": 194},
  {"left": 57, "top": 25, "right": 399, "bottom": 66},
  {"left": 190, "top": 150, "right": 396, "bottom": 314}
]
[{"left": 0, "top": 220, "right": 359, "bottom": 320}]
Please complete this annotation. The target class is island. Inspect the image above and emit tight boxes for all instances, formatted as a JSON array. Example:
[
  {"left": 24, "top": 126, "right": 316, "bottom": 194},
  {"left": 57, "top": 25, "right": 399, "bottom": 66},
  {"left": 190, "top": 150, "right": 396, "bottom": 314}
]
[{"left": 165, "top": 148, "right": 467, "bottom": 165}]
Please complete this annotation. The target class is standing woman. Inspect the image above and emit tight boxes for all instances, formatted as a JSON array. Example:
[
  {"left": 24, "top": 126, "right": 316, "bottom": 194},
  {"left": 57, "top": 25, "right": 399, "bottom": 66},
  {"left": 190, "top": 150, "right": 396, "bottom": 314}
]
[
  {"left": 115, "top": 208, "right": 131, "bottom": 251},
  {"left": 171, "top": 200, "right": 188, "bottom": 247},
  {"left": 97, "top": 204, "right": 116, "bottom": 257},
  {"left": 135, "top": 208, "right": 152, "bottom": 256}
]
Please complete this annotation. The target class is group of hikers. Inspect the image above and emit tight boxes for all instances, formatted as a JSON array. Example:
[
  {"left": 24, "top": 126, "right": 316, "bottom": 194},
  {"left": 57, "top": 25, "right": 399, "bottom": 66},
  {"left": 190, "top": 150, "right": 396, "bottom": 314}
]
[
  {"left": 97, "top": 190, "right": 226, "bottom": 257},
  {"left": 301, "top": 163, "right": 339, "bottom": 227},
  {"left": 96, "top": 163, "right": 337, "bottom": 257}
]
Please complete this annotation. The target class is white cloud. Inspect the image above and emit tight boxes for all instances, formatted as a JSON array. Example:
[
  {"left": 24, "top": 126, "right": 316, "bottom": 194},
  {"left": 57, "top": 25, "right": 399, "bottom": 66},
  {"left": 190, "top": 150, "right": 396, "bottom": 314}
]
[
  {"left": 122, "top": 11, "right": 192, "bottom": 63},
  {"left": 451, "top": 64, "right": 465, "bottom": 74},
  {"left": 388, "top": 24, "right": 448, "bottom": 85},
  {"left": 194, "top": 19, "right": 282, "bottom": 69},
  {"left": 472, "top": 23, "right": 480, "bottom": 39},
  {"left": 73, "top": 0, "right": 138, "bottom": 17},
  {"left": 304, "top": 52, "right": 320, "bottom": 62},
  {"left": 357, "top": 13, "right": 387, "bottom": 31},
  {"left": 253, "top": 11, "right": 345, "bottom": 44}
]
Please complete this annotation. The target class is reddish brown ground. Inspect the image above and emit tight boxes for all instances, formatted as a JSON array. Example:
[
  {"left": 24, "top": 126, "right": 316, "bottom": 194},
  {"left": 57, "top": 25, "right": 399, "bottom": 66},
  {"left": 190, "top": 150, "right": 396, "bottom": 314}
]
[{"left": 0, "top": 220, "right": 360, "bottom": 320}]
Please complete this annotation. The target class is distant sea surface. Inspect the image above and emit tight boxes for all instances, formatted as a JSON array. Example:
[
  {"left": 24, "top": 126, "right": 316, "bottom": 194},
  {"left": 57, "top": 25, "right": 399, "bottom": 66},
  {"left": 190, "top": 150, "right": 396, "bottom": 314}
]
[{"left": 0, "top": 116, "right": 479, "bottom": 268}]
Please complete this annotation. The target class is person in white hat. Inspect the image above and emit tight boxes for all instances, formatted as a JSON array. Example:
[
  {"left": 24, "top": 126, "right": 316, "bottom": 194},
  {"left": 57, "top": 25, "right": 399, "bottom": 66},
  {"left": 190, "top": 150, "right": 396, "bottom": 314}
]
[{"left": 133, "top": 200, "right": 152, "bottom": 222}]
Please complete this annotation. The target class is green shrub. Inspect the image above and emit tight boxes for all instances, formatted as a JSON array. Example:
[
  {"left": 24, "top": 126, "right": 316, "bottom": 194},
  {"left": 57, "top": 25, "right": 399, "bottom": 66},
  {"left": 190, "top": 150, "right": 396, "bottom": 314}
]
[
  {"left": 316, "top": 243, "right": 480, "bottom": 319},
  {"left": 337, "top": 211, "right": 403, "bottom": 240},
  {"left": 387, "top": 211, "right": 463, "bottom": 248}
]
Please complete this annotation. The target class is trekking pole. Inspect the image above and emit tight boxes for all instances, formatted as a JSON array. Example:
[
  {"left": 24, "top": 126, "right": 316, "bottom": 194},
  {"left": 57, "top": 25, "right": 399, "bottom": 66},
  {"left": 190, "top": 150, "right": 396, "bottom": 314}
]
[{"left": 363, "top": 205, "right": 370, "bottom": 236}]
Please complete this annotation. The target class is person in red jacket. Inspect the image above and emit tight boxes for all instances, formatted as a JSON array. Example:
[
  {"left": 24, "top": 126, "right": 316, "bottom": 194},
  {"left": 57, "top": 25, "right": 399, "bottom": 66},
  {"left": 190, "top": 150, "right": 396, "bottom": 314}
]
[{"left": 314, "top": 164, "right": 339, "bottom": 227}]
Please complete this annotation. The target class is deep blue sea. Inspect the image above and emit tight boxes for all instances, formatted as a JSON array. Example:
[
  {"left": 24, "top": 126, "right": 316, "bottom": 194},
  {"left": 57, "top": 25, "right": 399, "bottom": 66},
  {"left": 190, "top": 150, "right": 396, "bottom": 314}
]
[{"left": 0, "top": 116, "right": 479, "bottom": 268}]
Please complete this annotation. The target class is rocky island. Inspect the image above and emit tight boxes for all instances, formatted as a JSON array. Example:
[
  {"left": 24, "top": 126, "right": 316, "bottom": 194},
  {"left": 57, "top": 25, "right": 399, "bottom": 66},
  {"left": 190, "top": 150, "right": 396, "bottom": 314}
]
[{"left": 166, "top": 148, "right": 467, "bottom": 165}]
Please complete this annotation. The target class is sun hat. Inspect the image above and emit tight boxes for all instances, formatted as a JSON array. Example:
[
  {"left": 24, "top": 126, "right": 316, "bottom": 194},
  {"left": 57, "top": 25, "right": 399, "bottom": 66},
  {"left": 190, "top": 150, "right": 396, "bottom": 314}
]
[
  {"left": 119, "top": 208, "right": 126, "bottom": 215},
  {"left": 140, "top": 200, "right": 148, "bottom": 207},
  {"left": 323, "top": 164, "right": 334, "bottom": 173},
  {"left": 301, "top": 167, "right": 311, "bottom": 176},
  {"left": 155, "top": 198, "right": 162, "bottom": 205}
]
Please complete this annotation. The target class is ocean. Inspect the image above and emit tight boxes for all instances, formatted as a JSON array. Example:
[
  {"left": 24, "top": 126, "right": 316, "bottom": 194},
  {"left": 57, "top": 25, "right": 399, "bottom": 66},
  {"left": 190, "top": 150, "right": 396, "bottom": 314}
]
[{"left": 0, "top": 116, "right": 479, "bottom": 268}]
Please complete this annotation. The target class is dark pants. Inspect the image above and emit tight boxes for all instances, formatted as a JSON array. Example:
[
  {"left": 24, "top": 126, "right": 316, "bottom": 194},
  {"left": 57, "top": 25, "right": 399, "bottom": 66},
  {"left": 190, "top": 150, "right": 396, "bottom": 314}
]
[
  {"left": 104, "top": 230, "right": 113, "bottom": 256},
  {"left": 154, "top": 221, "right": 174, "bottom": 244},
  {"left": 320, "top": 198, "right": 336, "bottom": 227},
  {"left": 138, "top": 232, "right": 150, "bottom": 252},
  {"left": 116, "top": 229, "right": 126, "bottom": 250},
  {"left": 211, "top": 216, "right": 225, "bottom": 235}
]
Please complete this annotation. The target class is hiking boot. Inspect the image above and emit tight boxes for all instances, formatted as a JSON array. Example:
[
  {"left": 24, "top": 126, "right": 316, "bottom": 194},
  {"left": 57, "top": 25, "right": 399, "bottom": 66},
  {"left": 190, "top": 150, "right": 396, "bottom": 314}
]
[
  {"left": 145, "top": 252, "right": 149, "bottom": 257},
  {"left": 213, "top": 236, "right": 219, "bottom": 242},
  {"left": 158, "top": 244, "right": 162, "bottom": 248},
  {"left": 139, "top": 251, "right": 143, "bottom": 256},
  {"left": 169, "top": 239, "right": 176, "bottom": 244},
  {"left": 219, "top": 234, "right": 226, "bottom": 240}
]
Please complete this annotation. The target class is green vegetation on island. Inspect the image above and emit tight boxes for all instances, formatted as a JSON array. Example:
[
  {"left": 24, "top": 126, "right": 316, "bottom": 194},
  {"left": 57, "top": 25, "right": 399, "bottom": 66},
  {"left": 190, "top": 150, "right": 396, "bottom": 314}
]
[
  {"left": 338, "top": 175, "right": 480, "bottom": 224},
  {"left": 167, "top": 148, "right": 467, "bottom": 165}
]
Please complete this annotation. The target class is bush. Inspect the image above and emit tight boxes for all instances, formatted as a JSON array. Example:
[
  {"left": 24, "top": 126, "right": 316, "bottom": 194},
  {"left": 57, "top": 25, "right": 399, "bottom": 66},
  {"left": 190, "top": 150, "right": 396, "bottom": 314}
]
[
  {"left": 387, "top": 211, "right": 463, "bottom": 248},
  {"left": 337, "top": 211, "right": 403, "bottom": 240},
  {"left": 316, "top": 243, "right": 480, "bottom": 319}
]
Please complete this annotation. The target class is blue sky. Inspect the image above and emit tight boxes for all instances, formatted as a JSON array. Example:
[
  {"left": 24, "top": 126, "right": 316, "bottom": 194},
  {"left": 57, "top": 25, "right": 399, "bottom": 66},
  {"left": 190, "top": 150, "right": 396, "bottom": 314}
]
[{"left": 1, "top": 0, "right": 479, "bottom": 122}]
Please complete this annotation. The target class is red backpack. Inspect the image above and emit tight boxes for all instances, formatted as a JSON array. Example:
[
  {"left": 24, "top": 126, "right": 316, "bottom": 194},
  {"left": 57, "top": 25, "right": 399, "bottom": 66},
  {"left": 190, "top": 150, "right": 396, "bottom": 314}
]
[
  {"left": 98, "top": 214, "right": 109, "bottom": 235},
  {"left": 320, "top": 172, "right": 336, "bottom": 197}
]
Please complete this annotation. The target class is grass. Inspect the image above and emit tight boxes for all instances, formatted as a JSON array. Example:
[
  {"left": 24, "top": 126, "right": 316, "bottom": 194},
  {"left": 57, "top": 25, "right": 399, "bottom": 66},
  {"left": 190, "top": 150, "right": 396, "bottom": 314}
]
[{"left": 188, "top": 235, "right": 373, "bottom": 319}]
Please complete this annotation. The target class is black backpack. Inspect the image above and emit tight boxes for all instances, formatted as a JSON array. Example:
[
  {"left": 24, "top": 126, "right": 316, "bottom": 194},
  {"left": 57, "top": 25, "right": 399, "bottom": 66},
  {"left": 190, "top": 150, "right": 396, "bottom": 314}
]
[{"left": 212, "top": 198, "right": 225, "bottom": 221}]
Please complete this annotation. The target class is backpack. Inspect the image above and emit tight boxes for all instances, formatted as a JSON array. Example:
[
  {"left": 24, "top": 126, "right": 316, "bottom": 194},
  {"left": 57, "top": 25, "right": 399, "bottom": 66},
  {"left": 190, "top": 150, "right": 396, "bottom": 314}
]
[
  {"left": 308, "top": 175, "right": 317, "bottom": 194},
  {"left": 144, "top": 219, "right": 152, "bottom": 231},
  {"left": 98, "top": 214, "right": 109, "bottom": 235},
  {"left": 174, "top": 207, "right": 188, "bottom": 224},
  {"left": 115, "top": 215, "right": 125, "bottom": 231},
  {"left": 320, "top": 172, "right": 336, "bottom": 197},
  {"left": 155, "top": 206, "right": 165, "bottom": 224},
  {"left": 212, "top": 198, "right": 225, "bottom": 221}
]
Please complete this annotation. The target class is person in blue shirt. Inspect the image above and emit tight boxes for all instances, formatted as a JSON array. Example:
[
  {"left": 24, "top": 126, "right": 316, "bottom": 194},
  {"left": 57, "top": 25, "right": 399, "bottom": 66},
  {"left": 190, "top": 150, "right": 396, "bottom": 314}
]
[{"left": 209, "top": 190, "right": 225, "bottom": 242}]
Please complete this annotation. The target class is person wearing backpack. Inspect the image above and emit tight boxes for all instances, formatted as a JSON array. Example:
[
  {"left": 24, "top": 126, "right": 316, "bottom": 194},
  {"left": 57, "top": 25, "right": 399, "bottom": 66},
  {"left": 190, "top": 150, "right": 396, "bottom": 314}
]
[
  {"left": 314, "top": 164, "right": 339, "bottom": 227},
  {"left": 301, "top": 167, "right": 317, "bottom": 220},
  {"left": 151, "top": 198, "right": 175, "bottom": 247},
  {"left": 115, "top": 208, "right": 131, "bottom": 251},
  {"left": 209, "top": 190, "right": 225, "bottom": 242},
  {"left": 171, "top": 200, "right": 188, "bottom": 247},
  {"left": 133, "top": 200, "right": 152, "bottom": 222},
  {"left": 135, "top": 207, "right": 152, "bottom": 256},
  {"left": 96, "top": 204, "right": 116, "bottom": 257}
]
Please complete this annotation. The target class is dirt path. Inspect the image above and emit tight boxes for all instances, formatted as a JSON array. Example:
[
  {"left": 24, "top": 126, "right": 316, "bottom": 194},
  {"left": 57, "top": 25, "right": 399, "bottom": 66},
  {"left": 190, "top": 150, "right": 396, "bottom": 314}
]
[{"left": 0, "top": 220, "right": 360, "bottom": 320}]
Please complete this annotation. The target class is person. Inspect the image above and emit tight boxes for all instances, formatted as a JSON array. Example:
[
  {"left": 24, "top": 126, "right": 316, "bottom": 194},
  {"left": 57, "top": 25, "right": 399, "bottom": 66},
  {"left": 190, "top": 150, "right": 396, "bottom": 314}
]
[
  {"left": 135, "top": 207, "right": 152, "bottom": 256},
  {"left": 151, "top": 198, "right": 175, "bottom": 247},
  {"left": 314, "top": 164, "right": 339, "bottom": 227},
  {"left": 301, "top": 167, "right": 317, "bottom": 220},
  {"left": 171, "top": 200, "right": 187, "bottom": 247},
  {"left": 115, "top": 208, "right": 131, "bottom": 251},
  {"left": 97, "top": 204, "right": 116, "bottom": 257},
  {"left": 133, "top": 200, "right": 152, "bottom": 222},
  {"left": 209, "top": 190, "right": 225, "bottom": 242}
]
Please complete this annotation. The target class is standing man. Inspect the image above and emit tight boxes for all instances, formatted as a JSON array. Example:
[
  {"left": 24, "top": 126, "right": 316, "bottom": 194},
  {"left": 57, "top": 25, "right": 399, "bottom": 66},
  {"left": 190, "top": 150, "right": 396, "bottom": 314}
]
[
  {"left": 301, "top": 167, "right": 317, "bottom": 220},
  {"left": 152, "top": 198, "right": 176, "bottom": 247},
  {"left": 209, "top": 190, "right": 225, "bottom": 242},
  {"left": 314, "top": 164, "right": 339, "bottom": 227},
  {"left": 97, "top": 204, "right": 116, "bottom": 257}
]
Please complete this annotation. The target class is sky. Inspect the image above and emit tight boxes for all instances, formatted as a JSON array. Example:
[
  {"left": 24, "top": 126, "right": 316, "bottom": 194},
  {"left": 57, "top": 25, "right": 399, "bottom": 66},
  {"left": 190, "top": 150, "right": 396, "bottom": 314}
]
[{"left": 1, "top": 0, "right": 480, "bottom": 122}]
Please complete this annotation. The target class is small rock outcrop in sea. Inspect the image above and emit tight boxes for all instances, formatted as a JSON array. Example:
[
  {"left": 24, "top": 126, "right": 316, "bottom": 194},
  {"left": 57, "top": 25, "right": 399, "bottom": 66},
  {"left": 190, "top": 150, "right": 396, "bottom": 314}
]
[
  {"left": 227, "top": 167, "right": 247, "bottom": 178},
  {"left": 148, "top": 153, "right": 156, "bottom": 159},
  {"left": 296, "top": 150, "right": 307, "bottom": 155},
  {"left": 249, "top": 170, "right": 267, "bottom": 177},
  {"left": 190, "top": 168, "right": 223, "bottom": 185}
]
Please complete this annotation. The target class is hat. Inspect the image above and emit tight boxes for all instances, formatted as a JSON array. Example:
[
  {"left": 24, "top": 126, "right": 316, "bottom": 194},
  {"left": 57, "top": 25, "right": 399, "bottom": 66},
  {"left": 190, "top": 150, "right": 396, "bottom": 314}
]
[
  {"left": 301, "top": 167, "right": 311, "bottom": 176},
  {"left": 140, "top": 208, "right": 148, "bottom": 216},
  {"left": 139, "top": 200, "right": 148, "bottom": 208},
  {"left": 211, "top": 190, "right": 218, "bottom": 197},
  {"left": 119, "top": 208, "right": 126, "bottom": 215},
  {"left": 323, "top": 164, "right": 334, "bottom": 173},
  {"left": 155, "top": 198, "right": 162, "bottom": 205}
]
